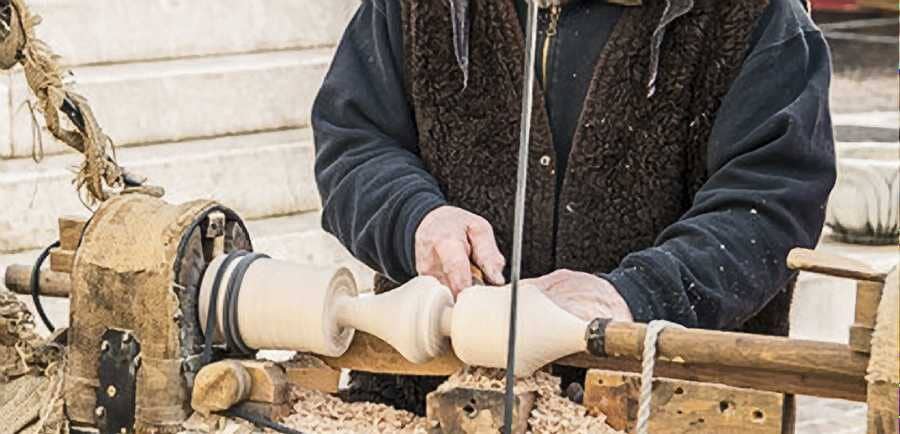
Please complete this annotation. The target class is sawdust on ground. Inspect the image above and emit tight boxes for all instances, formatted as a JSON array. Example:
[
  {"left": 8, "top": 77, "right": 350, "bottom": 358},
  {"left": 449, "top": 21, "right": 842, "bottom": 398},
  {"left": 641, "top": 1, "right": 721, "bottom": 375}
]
[{"left": 185, "top": 367, "right": 621, "bottom": 434}]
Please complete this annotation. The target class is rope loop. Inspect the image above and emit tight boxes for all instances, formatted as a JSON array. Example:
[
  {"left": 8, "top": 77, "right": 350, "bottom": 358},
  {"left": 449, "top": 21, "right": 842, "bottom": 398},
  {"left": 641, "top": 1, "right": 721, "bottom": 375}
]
[{"left": 637, "top": 320, "right": 686, "bottom": 434}]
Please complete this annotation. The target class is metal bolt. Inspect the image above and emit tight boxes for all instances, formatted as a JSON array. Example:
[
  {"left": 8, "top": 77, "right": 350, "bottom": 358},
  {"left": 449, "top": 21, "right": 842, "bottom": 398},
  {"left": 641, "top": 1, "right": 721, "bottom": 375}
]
[
  {"left": 94, "top": 406, "right": 106, "bottom": 418},
  {"left": 539, "top": 155, "right": 551, "bottom": 167},
  {"left": 101, "top": 341, "right": 110, "bottom": 351},
  {"left": 107, "top": 385, "right": 117, "bottom": 398}
]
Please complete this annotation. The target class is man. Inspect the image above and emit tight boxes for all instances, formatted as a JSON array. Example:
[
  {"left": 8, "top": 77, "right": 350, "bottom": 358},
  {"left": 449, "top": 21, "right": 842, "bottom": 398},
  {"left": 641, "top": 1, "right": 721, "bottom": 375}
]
[{"left": 313, "top": 0, "right": 835, "bottom": 413}]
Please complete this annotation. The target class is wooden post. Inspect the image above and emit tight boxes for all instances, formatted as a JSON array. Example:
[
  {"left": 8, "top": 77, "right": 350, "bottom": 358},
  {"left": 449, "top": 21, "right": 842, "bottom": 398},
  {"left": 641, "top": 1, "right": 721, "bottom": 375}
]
[
  {"left": 849, "top": 280, "right": 884, "bottom": 353},
  {"left": 58, "top": 215, "right": 88, "bottom": 251},
  {"left": 583, "top": 369, "right": 784, "bottom": 434},
  {"left": 47, "top": 216, "right": 88, "bottom": 275},
  {"left": 426, "top": 387, "right": 535, "bottom": 434},
  {"left": 49, "top": 248, "right": 75, "bottom": 274}
]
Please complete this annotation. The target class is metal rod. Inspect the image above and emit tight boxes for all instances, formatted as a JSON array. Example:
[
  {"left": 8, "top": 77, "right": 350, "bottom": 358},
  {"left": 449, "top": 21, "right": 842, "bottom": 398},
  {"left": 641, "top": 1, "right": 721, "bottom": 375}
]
[{"left": 504, "top": 2, "right": 540, "bottom": 433}]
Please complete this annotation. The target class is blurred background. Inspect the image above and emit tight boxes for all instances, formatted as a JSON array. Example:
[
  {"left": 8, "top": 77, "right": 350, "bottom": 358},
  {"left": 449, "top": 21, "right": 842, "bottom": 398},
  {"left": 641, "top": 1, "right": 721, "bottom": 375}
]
[{"left": 0, "top": 1, "right": 895, "bottom": 433}]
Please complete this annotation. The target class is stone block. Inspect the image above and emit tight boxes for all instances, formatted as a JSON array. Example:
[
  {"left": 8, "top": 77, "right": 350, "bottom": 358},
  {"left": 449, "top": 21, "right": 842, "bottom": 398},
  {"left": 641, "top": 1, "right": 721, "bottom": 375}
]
[{"left": 0, "top": 129, "right": 318, "bottom": 252}]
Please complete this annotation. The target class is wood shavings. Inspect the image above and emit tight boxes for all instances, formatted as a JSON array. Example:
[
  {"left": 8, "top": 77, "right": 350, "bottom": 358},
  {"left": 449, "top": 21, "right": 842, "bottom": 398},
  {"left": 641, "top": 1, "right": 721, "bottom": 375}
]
[
  {"left": 190, "top": 366, "right": 620, "bottom": 434},
  {"left": 282, "top": 388, "right": 430, "bottom": 433},
  {"left": 438, "top": 367, "right": 622, "bottom": 434}
]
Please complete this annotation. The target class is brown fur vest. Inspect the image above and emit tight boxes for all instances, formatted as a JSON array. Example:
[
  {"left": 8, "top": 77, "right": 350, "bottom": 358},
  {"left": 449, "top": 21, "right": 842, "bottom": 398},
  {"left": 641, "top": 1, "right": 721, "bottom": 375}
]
[{"left": 384, "top": 0, "right": 792, "bottom": 335}]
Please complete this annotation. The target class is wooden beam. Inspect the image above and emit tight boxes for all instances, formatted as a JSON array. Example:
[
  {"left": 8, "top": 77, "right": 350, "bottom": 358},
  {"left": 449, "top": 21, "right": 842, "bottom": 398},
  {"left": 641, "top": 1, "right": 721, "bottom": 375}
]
[
  {"left": 560, "top": 356, "right": 866, "bottom": 403},
  {"left": 283, "top": 354, "right": 341, "bottom": 394},
  {"left": 325, "top": 333, "right": 867, "bottom": 402},
  {"left": 4, "top": 264, "right": 71, "bottom": 298},
  {"left": 601, "top": 322, "right": 870, "bottom": 379},
  {"left": 786, "top": 248, "right": 886, "bottom": 282},
  {"left": 322, "top": 332, "right": 465, "bottom": 376},
  {"left": 583, "top": 369, "right": 784, "bottom": 434},
  {"left": 426, "top": 387, "right": 535, "bottom": 434}
]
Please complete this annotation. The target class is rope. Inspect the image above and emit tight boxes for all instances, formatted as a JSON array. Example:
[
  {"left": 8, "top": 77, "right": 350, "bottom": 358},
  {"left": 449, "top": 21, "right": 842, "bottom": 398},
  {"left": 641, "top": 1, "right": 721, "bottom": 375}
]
[
  {"left": 636, "top": 320, "right": 685, "bottom": 434},
  {"left": 1, "top": 0, "right": 161, "bottom": 204}
]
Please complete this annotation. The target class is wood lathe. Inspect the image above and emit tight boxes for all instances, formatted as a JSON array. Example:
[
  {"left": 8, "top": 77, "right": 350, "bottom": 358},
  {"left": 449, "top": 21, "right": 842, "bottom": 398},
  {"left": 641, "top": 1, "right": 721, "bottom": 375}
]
[{"left": 4, "top": 194, "right": 897, "bottom": 434}]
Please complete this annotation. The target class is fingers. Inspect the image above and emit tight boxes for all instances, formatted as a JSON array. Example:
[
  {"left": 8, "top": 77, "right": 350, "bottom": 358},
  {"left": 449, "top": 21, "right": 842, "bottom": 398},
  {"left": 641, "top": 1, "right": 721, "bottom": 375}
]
[
  {"left": 434, "top": 239, "right": 473, "bottom": 296},
  {"left": 467, "top": 218, "right": 506, "bottom": 285}
]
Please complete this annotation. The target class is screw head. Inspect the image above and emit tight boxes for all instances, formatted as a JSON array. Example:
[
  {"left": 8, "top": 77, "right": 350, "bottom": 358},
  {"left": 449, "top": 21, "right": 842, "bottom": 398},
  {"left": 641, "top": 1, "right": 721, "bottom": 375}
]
[
  {"left": 94, "top": 406, "right": 106, "bottom": 418},
  {"left": 106, "top": 385, "right": 117, "bottom": 398}
]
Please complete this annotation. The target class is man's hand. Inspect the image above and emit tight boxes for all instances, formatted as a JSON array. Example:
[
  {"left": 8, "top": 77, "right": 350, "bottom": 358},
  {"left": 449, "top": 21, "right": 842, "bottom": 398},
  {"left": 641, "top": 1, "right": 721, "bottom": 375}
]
[
  {"left": 415, "top": 206, "right": 506, "bottom": 296},
  {"left": 526, "top": 269, "right": 633, "bottom": 322}
]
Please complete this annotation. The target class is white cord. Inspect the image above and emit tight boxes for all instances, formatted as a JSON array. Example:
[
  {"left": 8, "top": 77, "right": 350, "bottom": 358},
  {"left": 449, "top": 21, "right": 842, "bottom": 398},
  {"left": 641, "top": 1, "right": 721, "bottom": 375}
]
[{"left": 637, "top": 320, "right": 686, "bottom": 434}]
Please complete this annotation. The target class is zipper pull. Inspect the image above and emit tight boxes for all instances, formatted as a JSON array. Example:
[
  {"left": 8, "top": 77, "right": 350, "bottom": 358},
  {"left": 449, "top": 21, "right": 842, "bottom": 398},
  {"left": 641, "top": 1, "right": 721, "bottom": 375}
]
[
  {"left": 541, "top": 5, "right": 562, "bottom": 91},
  {"left": 547, "top": 5, "right": 561, "bottom": 37}
]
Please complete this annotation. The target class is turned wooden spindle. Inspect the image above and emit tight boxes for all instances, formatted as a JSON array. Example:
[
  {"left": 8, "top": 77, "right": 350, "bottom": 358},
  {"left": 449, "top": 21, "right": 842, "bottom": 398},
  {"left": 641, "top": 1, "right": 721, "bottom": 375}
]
[{"left": 198, "top": 256, "right": 453, "bottom": 362}]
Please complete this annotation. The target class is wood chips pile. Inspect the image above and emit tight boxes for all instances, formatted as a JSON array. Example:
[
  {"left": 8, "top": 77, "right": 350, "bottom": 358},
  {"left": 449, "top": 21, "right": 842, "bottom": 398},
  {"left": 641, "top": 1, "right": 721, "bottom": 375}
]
[
  {"left": 184, "top": 366, "right": 620, "bottom": 433},
  {"left": 283, "top": 387, "right": 430, "bottom": 433},
  {"left": 276, "top": 367, "right": 621, "bottom": 434},
  {"left": 439, "top": 367, "right": 621, "bottom": 434}
]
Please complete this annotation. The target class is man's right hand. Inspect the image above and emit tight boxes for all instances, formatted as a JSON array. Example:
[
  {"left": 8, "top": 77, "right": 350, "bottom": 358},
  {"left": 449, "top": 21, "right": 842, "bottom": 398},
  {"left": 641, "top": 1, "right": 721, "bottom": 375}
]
[{"left": 415, "top": 206, "right": 506, "bottom": 296}]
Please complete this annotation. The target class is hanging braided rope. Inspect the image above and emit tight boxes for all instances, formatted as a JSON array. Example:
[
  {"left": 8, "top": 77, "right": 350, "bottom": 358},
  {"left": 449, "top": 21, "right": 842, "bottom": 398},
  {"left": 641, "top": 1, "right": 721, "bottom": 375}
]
[
  {"left": 636, "top": 320, "right": 686, "bottom": 434},
  {"left": 0, "top": 0, "right": 161, "bottom": 204}
]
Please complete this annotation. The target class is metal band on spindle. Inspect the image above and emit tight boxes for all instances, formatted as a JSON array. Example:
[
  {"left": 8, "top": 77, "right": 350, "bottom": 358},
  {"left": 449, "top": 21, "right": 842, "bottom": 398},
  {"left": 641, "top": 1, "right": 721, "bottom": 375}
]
[
  {"left": 585, "top": 317, "right": 612, "bottom": 357},
  {"left": 202, "top": 250, "right": 248, "bottom": 365},
  {"left": 222, "top": 252, "right": 270, "bottom": 355}
]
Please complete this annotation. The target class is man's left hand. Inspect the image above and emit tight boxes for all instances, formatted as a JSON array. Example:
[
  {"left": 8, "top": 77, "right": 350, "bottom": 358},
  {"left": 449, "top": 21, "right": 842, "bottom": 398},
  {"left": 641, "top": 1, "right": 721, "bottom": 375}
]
[{"left": 526, "top": 269, "right": 634, "bottom": 322}]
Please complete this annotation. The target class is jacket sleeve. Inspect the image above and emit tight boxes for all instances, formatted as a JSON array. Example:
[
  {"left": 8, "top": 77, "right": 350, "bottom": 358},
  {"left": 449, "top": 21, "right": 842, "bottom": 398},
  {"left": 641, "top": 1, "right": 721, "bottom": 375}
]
[
  {"left": 603, "top": 0, "right": 836, "bottom": 330},
  {"left": 313, "top": 0, "right": 446, "bottom": 282}
]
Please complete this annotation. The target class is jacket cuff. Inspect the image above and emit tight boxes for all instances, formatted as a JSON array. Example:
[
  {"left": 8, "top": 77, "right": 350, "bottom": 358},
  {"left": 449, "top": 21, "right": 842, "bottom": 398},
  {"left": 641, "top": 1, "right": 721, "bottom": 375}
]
[
  {"left": 599, "top": 266, "right": 657, "bottom": 323},
  {"left": 397, "top": 192, "right": 446, "bottom": 279}
]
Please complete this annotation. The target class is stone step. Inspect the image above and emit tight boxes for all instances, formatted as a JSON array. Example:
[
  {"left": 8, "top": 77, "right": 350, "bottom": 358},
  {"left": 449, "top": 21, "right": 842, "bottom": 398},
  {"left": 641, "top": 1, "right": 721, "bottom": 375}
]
[
  {"left": 3, "top": 48, "right": 333, "bottom": 158},
  {"left": 247, "top": 212, "right": 375, "bottom": 288},
  {"left": 0, "top": 129, "right": 321, "bottom": 252},
  {"left": 1, "top": 211, "right": 372, "bottom": 336},
  {"left": 26, "top": 0, "right": 357, "bottom": 66},
  {"left": 832, "top": 111, "right": 898, "bottom": 130}
]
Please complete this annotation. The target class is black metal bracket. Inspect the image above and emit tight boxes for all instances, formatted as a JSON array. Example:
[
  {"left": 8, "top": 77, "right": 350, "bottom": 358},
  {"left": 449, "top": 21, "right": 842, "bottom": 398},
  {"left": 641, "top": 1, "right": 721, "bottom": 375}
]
[
  {"left": 585, "top": 318, "right": 612, "bottom": 357},
  {"left": 95, "top": 328, "right": 141, "bottom": 434}
]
